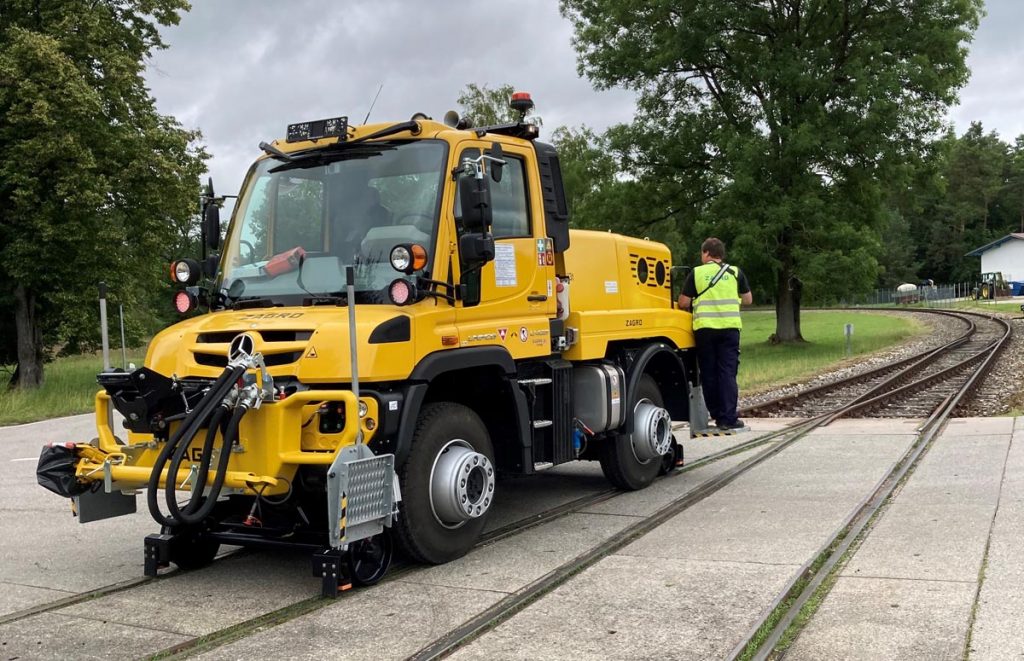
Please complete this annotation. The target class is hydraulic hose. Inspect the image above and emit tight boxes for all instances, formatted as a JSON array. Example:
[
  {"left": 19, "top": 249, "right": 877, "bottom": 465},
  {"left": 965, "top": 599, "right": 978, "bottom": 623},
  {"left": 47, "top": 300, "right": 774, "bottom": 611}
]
[
  {"left": 146, "top": 365, "right": 244, "bottom": 527},
  {"left": 164, "top": 404, "right": 228, "bottom": 519},
  {"left": 165, "top": 403, "right": 247, "bottom": 526}
]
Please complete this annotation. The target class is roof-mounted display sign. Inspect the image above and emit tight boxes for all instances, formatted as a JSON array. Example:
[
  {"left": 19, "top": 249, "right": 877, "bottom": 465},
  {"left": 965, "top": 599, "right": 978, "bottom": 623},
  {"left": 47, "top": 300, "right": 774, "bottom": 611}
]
[{"left": 286, "top": 116, "right": 349, "bottom": 143}]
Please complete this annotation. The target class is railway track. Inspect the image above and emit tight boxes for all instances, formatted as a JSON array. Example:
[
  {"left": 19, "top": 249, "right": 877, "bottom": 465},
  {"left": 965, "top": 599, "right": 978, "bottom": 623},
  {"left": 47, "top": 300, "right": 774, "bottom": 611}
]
[
  {"left": 2, "top": 308, "right": 1009, "bottom": 660},
  {"left": 405, "top": 309, "right": 1011, "bottom": 660},
  {"left": 741, "top": 309, "right": 1006, "bottom": 419}
]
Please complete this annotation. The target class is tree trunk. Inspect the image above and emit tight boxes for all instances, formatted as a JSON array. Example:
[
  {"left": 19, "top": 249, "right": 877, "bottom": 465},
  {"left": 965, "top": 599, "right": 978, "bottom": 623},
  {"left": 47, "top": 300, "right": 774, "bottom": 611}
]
[
  {"left": 774, "top": 263, "right": 805, "bottom": 342},
  {"left": 13, "top": 283, "right": 44, "bottom": 389}
]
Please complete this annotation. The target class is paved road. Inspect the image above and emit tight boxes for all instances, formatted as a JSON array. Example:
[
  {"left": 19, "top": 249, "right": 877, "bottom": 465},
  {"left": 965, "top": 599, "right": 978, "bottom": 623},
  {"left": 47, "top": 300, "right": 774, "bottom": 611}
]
[{"left": 1, "top": 415, "right": 1021, "bottom": 659}]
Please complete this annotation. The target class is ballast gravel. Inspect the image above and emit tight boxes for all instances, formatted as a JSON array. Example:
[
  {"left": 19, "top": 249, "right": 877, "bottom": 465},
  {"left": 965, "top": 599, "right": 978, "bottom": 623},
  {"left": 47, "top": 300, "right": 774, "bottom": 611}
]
[{"left": 738, "top": 309, "right": 1023, "bottom": 418}]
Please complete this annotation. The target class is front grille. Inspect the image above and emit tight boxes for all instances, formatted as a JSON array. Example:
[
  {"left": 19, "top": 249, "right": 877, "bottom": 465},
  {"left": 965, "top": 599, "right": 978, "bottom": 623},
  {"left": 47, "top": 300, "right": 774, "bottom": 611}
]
[
  {"left": 196, "top": 330, "right": 313, "bottom": 343},
  {"left": 194, "top": 351, "right": 302, "bottom": 368}
]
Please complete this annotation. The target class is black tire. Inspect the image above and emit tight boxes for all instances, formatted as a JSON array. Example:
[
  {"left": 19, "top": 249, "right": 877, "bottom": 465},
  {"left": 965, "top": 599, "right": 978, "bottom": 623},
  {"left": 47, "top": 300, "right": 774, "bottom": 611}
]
[
  {"left": 600, "top": 375, "right": 664, "bottom": 491},
  {"left": 394, "top": 402, "right": 495, "bottom": 564}
]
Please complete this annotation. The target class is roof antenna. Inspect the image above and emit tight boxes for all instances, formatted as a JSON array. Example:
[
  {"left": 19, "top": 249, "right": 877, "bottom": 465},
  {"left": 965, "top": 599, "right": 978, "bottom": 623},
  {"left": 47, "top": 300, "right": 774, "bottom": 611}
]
[{"left": 363, "top": 83, "right": 384, "bottom": 124}]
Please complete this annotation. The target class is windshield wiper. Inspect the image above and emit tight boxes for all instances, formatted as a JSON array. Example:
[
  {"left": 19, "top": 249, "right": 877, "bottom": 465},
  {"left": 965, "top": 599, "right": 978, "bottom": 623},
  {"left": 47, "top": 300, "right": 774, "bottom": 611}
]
[
  {"left": 230, "top": 296, "right": 276, "bottom": 310},
  {"left": 261, "top": 120, "right": 419, "bottom": 167},
  {"left": 259, "top": 141, "right": 294, "bottom": 162},
  {"left": 267, "top": 143, "right": 396, "bottom": 174}
]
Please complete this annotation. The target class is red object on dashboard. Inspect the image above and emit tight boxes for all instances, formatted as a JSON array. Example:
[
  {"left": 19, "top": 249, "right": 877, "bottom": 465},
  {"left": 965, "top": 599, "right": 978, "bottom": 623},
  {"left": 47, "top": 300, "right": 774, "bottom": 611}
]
[{"left": 264, "top": 246, "right": 306, "bottom": 277}]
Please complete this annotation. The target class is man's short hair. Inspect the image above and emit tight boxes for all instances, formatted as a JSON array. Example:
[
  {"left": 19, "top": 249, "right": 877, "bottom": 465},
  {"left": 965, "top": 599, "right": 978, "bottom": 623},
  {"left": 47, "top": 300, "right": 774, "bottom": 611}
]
[{"left": 702, "top": 237, "right": 726, "bottom": 259}]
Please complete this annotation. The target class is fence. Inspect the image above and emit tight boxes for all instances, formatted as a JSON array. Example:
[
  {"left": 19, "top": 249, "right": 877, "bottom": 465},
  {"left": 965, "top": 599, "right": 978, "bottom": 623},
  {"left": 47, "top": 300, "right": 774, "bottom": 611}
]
[{"left": 843, "top": 282, "right": 1017, "bottom": 308}]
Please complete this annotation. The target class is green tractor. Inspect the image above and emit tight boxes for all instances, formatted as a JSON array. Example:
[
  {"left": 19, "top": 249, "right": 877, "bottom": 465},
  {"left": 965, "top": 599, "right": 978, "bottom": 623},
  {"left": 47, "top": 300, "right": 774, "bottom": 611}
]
[{"left": 975, "top": 272, "right": 1010, "bottom": 300}]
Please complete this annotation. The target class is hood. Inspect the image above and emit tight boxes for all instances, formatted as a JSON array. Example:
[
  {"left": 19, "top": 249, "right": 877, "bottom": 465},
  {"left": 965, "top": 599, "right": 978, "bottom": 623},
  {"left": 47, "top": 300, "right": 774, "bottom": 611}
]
[{"left": 146, "top": 306, "right": 414, "bottom": 384}]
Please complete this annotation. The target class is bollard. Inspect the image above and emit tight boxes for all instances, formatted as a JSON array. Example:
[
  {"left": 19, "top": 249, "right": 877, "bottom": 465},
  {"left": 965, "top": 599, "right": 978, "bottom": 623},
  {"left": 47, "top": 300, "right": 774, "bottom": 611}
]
[
  {"left": 99, "top": 282, "right": 111, "bottom": 372},
  {"left": 844, "top": 323, "right": 853, "bottom": 357}
]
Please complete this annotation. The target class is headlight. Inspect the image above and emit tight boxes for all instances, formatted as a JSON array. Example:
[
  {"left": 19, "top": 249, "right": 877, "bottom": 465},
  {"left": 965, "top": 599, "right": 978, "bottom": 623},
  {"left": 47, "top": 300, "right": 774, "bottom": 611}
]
[
  {"left": 390, "top": 246, "right": 411, "bottom": 272},
  {"left": 390, "top": 243, "right": 428, "bottom": 274},
  {"left": 171, "top": 258, "right": 201, "bottom": 285}
]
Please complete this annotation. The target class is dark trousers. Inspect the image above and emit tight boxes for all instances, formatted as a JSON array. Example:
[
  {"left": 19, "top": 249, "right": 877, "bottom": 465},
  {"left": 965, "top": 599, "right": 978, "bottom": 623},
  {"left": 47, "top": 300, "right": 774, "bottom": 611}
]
[{"left": 694, "top": 328, "right": 741, "bottom": 426}]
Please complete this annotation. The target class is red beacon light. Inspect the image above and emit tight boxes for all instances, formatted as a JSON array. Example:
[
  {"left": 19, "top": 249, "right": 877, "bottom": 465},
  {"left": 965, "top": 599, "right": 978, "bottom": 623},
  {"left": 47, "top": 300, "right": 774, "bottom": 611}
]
[{"left": 510, "top": 91, "right": 535, "bottom": 119}]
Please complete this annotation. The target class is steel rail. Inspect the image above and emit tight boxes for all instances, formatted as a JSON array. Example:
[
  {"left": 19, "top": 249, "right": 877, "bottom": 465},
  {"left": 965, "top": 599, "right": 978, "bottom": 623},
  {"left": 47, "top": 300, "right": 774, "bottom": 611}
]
[
  {"left": 729, "top": 313, "right": 1012, "bottom": 660},
  {"left": 405, "top": 311, "right": 1011, "bottom": 661},
  {"left": 143, "top": 423, "right": 811, "bottom": 661},
  {"left": 741, "top": 308, "right": 976, "bottom": 417}
]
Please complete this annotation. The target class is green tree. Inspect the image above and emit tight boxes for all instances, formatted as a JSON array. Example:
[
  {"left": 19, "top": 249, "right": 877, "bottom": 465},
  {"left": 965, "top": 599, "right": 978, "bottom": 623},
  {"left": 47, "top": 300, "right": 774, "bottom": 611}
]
[
  {"left": 562, "top": 0, "right": 982, "bottom": 340},
  {"left": 0, "top": 0, "right": 206, "bottom": 387},
  {"left": 456, "top": 83, "right": 542, "bottom": 127}
]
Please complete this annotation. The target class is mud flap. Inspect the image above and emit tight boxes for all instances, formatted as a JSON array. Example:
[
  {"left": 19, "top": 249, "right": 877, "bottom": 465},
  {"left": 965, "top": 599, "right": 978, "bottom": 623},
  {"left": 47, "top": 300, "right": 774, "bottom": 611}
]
[{"left": 75, "top": 488, "right": 137, "bottom": 523}]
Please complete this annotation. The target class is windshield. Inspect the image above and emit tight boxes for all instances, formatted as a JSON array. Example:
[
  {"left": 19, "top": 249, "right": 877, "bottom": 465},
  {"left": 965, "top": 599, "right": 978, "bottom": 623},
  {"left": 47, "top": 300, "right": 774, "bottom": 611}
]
[{"left": 218, "top": 140, "right": 447, "bottom": 305}]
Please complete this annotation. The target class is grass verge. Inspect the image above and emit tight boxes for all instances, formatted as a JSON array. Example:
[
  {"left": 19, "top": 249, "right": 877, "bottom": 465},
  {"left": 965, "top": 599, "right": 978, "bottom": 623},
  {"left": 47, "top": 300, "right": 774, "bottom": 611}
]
[
  {"left": 0, "top": 352, "right": 144, "bottom": 426},
  {"left": 739, "top": 310, "right": 923, "bottom": 392}
]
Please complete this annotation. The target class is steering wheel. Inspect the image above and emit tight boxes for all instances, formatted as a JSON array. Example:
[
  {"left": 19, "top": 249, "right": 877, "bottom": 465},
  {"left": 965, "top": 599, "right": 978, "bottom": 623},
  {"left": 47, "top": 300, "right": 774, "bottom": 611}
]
[{"left": 396, "top": 213, "right": 434, "bottom": 235}]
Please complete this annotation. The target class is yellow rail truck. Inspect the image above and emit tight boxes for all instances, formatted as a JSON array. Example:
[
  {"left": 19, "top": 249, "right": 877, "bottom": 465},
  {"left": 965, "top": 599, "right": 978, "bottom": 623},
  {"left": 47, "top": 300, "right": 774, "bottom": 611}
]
[{"left": 37, "top": 94, "right": 702, "bottom": 595}]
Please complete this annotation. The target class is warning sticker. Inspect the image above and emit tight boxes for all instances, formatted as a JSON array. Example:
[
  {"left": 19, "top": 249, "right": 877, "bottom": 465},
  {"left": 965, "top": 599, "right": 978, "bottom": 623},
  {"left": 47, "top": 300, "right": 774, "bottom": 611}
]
[
  {"left": 306, "top": 346, "right": 318, "bottom": 358},
  {"left": 495, "top": 243, "right": 517, "bottom": 287},
  {"left": 604, "top": 280, "right": 619, "bottom": 294},
  {"left": 497, "top": 328, "right": 508, "bottom": 341}
]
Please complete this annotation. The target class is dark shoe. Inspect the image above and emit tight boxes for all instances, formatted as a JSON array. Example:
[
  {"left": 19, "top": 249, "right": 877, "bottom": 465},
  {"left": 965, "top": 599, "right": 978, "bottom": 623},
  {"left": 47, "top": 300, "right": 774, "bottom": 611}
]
[{"left": 717, "top": 420, "right": 747, "bottom": 431}]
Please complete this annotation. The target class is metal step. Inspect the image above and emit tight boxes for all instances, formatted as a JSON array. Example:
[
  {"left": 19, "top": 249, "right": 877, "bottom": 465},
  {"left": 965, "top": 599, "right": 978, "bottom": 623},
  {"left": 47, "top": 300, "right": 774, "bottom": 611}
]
[
  {"left": 533, "top": 462, "right": 554, "bottom": 471},
  {"left": 518, "top": 378, "right": 553, "bottom": 386},
  {"left": 532, "top": 420, "right": 553, "bottom": 429}
]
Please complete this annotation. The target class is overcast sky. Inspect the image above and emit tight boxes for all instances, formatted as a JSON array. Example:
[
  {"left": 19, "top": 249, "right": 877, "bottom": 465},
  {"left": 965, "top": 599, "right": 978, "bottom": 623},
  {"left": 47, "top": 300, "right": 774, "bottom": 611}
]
[{"left": 145, "top": 0, "right": 1024, "bottom": 202}]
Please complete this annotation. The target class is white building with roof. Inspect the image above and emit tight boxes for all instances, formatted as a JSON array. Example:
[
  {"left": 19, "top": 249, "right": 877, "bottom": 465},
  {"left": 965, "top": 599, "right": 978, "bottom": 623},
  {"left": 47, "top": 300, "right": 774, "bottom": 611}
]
[{"left": 965, "top": 233, "right": 1024, "bottom": 281}]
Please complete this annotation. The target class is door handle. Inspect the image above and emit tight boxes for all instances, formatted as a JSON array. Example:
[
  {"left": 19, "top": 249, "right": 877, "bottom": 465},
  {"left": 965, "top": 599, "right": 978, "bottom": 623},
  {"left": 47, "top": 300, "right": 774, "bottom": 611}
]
[{"left": 527, "top": 294, "right": 548, "bottom": 302}]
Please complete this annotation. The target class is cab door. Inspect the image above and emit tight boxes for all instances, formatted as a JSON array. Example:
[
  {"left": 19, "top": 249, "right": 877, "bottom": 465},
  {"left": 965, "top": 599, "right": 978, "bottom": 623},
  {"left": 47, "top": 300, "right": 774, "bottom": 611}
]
[{"left": 453, "top": 141, "right": 556, "bottom": 358}]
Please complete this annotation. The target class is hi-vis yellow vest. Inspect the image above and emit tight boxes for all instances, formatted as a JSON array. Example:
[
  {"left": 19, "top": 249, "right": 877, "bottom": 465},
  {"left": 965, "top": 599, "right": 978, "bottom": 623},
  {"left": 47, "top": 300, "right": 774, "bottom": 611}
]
[{"left": 692, "top": 262, "right": 742, "bottom": 331}]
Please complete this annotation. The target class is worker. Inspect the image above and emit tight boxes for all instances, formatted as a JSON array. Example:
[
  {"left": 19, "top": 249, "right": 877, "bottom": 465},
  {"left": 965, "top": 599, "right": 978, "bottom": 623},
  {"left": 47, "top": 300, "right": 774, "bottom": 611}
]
[{"left": 678, "top": 237, "right": 753, "bottom": 431}]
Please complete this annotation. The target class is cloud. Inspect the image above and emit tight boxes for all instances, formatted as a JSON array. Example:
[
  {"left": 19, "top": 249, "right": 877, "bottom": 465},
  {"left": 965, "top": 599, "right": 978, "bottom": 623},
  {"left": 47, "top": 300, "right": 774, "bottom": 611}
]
[
  {"left": 145, "top": 0, "right": 1022, "bottom": 204},
  {"left": 144, "top": 0, "right": 637, "bottom": 200}
]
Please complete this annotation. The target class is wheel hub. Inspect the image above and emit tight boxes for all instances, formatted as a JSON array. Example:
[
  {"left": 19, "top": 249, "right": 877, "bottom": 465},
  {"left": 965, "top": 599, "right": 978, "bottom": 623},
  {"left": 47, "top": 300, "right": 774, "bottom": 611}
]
[
  {"left": 429, "top": 441, "right": 495, "bottom": 528},
  {"left": 631, "top": 400, "right": 673, "bottom": 462}
]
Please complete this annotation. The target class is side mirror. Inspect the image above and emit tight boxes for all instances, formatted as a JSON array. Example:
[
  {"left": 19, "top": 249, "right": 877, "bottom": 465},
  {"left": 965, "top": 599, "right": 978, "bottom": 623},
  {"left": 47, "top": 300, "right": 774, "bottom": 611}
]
[
  {"left": 203, "top": 254, "right": 219, "bottom": 278},
  {"left": 459, "top": 233, "right": 495, "bottom": 265},
  {"left": 203, "top": 203, "right": 220, "bottom": 251},
  {"left": 489, "top": 142, "right": 504, "bottom": 183},
  {"left": 458, "top": 171, "right": 492, "bottom": 232}
]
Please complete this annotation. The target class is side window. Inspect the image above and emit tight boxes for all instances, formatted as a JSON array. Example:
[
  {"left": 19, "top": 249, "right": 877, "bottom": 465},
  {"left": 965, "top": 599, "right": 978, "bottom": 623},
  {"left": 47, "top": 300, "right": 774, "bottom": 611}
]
[
  {"left": 454, "top": 148, "right": 530, "bottom": 239},
  {"left": 274, "top": 175, "right": 325, "bottom": 252},
  {"left": 489, "top": 155, "right": 530, "bottom": 239}
]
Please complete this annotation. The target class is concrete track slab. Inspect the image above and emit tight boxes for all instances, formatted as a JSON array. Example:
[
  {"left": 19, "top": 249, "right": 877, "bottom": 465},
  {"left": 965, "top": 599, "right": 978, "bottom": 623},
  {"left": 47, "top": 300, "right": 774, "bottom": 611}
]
[
  {"left": 842, "top": 433, "right": 1010, "bottom": 582},
  {"left": 944, "top": 416, "right": 1015, "bottom": 436},
  {"left": 484, "top": 468, "right": 608, "bottom": 532},
  {"left": 57, "top": 551, "right": 318, "bottom": 637},
  {"left": 0, "top": 508, "right": 153, "bottom": 596},
  {"left": 843, "top": 503, "right": 996, "bottom": 583},
  {"left": 447, "top": 554, "right": 794, "bottom": 661},
  {"left": 0, "top": 582, "right": 74, "bottom": 619},
  {"left": 807, "top": 418, "right": 923, "bottom": 435},
  {"left": 402, "top": 512, "right": 638, "bottom": 594},
  {"left": 0, "top": 611, "right": 190, "bottom": 660},
  {"left": 582, "top": 451, "right": 753, "bottom": 517},
  {"left": 966, "top": 430, "right": 1024, "bottom": 659},
  {"left": 451, "top": 420, "right": 916, "bottom": 660},
  {"left": 623, "top": 433, "right": 913, "bottom": 566},
  {"left": 194, "top": 581, "right": 503, "bottom": 661},
  {"left": 786, "top": 576, "right": 975, "bottom": 660}
]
